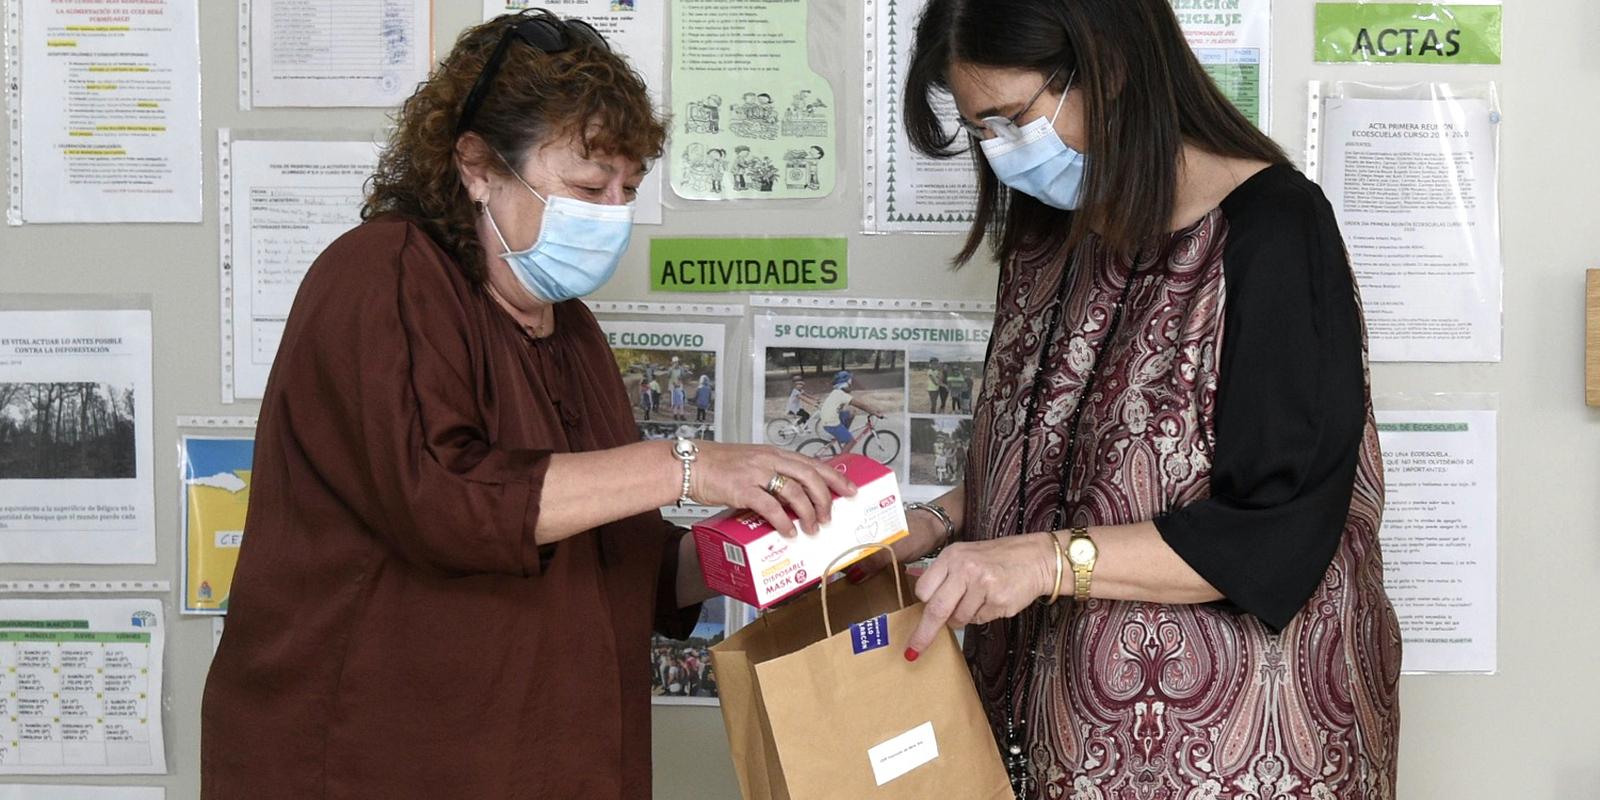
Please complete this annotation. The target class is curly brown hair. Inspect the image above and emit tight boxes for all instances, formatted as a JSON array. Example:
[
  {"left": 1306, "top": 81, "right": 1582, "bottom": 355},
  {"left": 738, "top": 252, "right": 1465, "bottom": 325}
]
[{"left": 362, "top": 10, "right": 666, "bottom": 283}]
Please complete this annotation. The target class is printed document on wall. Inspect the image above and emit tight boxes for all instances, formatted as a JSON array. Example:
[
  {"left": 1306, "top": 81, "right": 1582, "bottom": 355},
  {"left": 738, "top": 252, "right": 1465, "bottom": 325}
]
[
  {"left": 0, "top": 598, "right": 167, "bottom": 774},
  {"left": 1376, "top": 409, "right": 1496, "bottom": 674},
  {"left": 1172, "top": 0, "right": 1271, "bottom": 130},
  {"left": 12, "top": 0, "right": 202, "bottom": 224},
  {"left": 1319, "top": 92, "right": 1502, "bottom": 361},
  {"left": 0, "top": 310, "right": 155, "bottom": 564},
  {"left": 482, "top": 1, "right": 665, "bottom": 224},
  {"left": 750, "top": 311, "right": 992, "bottom": 502},
  {"left": 227, "top": 139, "right": 379, "bottom": 401},
  {"left": 669, "top": 0, "right": 835, "bottom": 201},
  {"left": 863, "top": 0, "right": 976, "bottom": 233},
  {"left": 247, "top": 0, "right": 433, "bottom": 108}
]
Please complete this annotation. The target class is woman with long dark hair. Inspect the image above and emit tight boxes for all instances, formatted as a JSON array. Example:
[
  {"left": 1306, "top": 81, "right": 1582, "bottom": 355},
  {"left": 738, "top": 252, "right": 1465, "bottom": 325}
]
[{"left": 883, "top": 0, "right": 1403, "bottom": 796}]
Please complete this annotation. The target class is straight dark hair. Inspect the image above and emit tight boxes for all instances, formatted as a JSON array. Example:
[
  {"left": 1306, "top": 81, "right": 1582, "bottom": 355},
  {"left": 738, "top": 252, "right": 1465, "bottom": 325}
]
[{"left": 904, "top": 0, "right": 1288, "bottom": 265}]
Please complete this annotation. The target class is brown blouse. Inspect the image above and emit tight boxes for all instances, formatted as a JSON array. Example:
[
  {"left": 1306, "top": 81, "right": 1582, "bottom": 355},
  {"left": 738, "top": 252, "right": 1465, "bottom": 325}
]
[{"left": 201, "top": 217, "right": 696, "bottom": 799}]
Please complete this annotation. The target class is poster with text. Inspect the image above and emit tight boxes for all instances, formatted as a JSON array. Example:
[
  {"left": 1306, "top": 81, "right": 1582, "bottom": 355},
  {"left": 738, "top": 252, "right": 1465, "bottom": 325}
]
[
  {"left": 1318, "top": 90, "right": 1502, "bottom": 361},
  {"left": 13, "top": 0, "right": 202, "bottom": 224},
  {"left": 0, "top": 310, "right": 155, "bottom": 564},
  {"left": 181, "top": 436, "right": 255, "bottom": 615},
  {"left": 863, "top": 0, "right": 977, "bottom": 232},
  {"left": 1376, "top": 409, "right": 1497, "bottom": 674},
  {"left": 1172, "top": 0, "right": 1272, "bottom": 130},
  {"left": 225, "top": 137, "right": 379, "bottom": 401},
  {"left": 0, "top": 598, "right": 167, "bottom": 774},
  {"left": 247, "top": 0, "right": 432, "bottom": 108},
  {"left": 751, "top": 311, "right": 991, "bottom": 502},
  {"left": 669, "top": 0, "right": 835, "bottom": 201}
]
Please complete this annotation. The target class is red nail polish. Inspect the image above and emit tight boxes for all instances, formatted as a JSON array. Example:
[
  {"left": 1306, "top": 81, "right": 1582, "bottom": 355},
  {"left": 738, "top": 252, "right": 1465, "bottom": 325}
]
[{"left": 903, "top": 647, "right": 919, "bottom": 662}]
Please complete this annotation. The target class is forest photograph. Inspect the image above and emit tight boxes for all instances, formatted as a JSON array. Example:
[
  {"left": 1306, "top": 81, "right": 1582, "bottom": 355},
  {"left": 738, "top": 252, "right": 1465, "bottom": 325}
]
[{"left": 0, "top": 382, "right": 136, "bottom": 479}]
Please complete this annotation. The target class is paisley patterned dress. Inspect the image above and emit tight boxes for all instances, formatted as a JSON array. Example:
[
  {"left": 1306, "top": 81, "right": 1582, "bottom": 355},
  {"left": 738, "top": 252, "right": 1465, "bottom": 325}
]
[{"left": 962, "top": 165, "right": 1402, "bottom": 799}]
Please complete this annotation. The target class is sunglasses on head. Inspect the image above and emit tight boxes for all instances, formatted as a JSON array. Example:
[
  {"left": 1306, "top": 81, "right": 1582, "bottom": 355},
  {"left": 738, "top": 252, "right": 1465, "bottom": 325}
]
[{"left": 455, "top": 12, "right": 610, "bottom": 136}]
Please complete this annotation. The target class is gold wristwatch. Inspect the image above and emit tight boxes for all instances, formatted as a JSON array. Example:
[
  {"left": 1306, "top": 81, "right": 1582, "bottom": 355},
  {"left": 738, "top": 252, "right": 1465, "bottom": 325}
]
[{"left": 1066, "top": 527, "right": 1098, "bottom": 602}]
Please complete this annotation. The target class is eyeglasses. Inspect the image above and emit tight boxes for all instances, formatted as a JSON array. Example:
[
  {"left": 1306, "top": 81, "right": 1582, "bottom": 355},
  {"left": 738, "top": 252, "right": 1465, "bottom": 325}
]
[
  {"left": 956, "top": 67, "right": 1069, "bottom": 142},
  {"left": 455, "top": 13, "right": 610, "bottom": 136}
]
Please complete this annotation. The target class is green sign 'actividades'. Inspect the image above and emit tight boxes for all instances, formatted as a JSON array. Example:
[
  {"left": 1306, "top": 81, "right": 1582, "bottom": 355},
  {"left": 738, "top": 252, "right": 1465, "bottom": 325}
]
[{"left": 650, "top": 237, "right": 847, "bottom": 293}]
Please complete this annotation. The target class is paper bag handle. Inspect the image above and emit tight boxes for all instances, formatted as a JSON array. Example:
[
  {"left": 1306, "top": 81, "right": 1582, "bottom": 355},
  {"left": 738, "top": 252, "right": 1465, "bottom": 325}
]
[{"left": 820, "top": 543, "right": 905, "bottom": 638}]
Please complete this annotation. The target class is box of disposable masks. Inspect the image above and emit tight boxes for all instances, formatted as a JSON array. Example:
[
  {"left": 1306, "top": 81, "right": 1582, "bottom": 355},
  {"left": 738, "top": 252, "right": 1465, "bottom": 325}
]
[{"left": 692, "top": 454, "right": 909, "bottom": 609}]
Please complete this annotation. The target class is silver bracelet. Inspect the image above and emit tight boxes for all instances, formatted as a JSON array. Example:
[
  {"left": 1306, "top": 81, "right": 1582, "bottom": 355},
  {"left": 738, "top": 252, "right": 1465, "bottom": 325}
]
[
  {"left": 905, "top": 501, "right": 955, "bottom": 557},
  {"left": 671, "top": 438, "right": 698, "bottom": 507}
]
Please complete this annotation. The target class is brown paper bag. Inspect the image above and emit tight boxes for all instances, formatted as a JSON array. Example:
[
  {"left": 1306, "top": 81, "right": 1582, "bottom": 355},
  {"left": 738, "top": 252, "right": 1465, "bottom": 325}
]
[{"left": 711, "top": 545, "right": 1012, "bottom": 800}]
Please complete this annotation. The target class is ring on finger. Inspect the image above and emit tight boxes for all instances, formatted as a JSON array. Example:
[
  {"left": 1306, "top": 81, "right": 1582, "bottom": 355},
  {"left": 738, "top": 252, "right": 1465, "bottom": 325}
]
[{"left": 765, "top": 473, "right": 787, "bottom": 495}]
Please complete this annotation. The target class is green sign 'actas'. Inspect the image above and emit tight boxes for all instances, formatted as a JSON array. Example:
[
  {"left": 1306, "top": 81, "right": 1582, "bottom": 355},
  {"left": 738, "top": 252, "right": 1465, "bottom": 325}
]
[
  {"left": 1353, "top": 25, "right": 1462, "bottom": 58},
  {"left": 1314, "top": 3, "right": 1502, "bottom": 65}
]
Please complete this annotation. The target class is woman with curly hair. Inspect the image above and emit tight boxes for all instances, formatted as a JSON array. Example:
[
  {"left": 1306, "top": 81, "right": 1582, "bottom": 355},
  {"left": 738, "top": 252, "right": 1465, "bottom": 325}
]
[{"left": 200, "top": 10, "right": 849, "bottom": 798}]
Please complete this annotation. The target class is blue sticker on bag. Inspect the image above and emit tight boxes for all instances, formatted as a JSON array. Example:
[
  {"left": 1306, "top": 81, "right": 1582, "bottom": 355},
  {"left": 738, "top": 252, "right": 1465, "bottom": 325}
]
[{"left": 850, "top": 613, "right": 890, "bottom": 654}]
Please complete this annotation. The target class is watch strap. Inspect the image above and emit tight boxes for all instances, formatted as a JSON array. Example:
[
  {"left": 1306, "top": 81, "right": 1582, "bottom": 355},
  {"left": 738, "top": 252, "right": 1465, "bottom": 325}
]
[{"left": 1069, "top": 527, "right": 1094, "bottom": 602}]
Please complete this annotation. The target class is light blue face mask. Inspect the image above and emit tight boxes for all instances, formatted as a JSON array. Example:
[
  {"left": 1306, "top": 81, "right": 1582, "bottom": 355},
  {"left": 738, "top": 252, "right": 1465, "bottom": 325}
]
[
  {"left": 482, "top": 160, "right": 635, "bottom": 303},
  {"left": 978, "top": 80, "right": 1088, "bottom": 210}
]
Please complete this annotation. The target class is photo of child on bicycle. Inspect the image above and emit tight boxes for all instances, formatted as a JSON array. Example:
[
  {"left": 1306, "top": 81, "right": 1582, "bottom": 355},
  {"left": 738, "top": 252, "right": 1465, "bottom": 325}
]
[{"left": 761, "top": 347, "right": 905, "bottom": 470}]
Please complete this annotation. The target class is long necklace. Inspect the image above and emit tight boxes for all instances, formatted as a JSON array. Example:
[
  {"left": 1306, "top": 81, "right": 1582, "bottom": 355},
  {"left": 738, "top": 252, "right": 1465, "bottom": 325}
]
[{"left": 1000, "top": 252, "right": 1138, "bottom": 799}]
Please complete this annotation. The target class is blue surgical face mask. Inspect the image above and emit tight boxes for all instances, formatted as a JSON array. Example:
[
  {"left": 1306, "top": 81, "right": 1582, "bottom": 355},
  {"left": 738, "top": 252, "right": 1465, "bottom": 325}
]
[
  {"left": 481, "top": 161, "right": 634, "bottom": 303},
  {"left": 978, "top": 85, "right": 1088, "bottom": 210}
]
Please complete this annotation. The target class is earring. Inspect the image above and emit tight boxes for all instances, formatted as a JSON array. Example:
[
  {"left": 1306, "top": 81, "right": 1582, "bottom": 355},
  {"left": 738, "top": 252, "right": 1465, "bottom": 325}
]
[{"left": 473, "top": 199, "right": 487, "bottom": 215}]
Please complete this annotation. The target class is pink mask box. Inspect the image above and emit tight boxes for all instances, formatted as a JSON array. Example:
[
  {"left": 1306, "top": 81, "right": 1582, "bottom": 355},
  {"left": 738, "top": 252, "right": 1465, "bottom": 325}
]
[{"left": 692, "top": 454, "right": 909, "bottom": 609}]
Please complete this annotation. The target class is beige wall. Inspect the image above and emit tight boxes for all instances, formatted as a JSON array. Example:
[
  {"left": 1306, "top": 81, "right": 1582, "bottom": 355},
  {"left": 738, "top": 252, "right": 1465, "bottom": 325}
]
[{"left": 1, "top": 0, "right": 1597, "bottom": 797}]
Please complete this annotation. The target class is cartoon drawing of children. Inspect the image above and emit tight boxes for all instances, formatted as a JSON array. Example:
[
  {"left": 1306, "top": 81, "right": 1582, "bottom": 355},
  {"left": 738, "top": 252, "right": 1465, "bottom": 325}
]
[
  {"left": 707, "top": 148, "right": 727, "bottom": 193},
  {"left": 782, "top": 147, "right": 826, "bottom": 191},
  {"left": 805, "top": 145, "right": 824, "bottom": 190},
  {"left": 790, "top": 89, "right": 816, "bottom": 115},
  {"left": 682, "top": 142, "right": 712, "bottom": 192},
  {"left": 684, "top": 95, "right": 721, "bottom": 134},
  {"left": 732, "top": 146, "right": 753, "bottom": 191},
  {"left": 731, "top": 91, "right": 779, "bottom": 140},
  {"left": 781, "top": 89, "right": 830, "bottom": 137}
]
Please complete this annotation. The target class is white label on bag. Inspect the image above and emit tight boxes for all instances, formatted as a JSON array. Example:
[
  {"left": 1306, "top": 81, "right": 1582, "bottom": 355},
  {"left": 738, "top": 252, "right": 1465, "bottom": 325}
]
[{"left": 866, "top": 720, "right": 939, "bottom": 786}]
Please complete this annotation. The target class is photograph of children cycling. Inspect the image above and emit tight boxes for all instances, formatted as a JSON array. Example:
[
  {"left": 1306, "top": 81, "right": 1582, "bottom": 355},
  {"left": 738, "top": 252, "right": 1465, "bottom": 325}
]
[{"left": 757, "top": 346, "right": 905, "bottom": 472}]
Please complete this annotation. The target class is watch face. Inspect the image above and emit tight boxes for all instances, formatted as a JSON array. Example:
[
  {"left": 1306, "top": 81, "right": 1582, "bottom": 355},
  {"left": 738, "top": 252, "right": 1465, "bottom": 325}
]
[{"left": 1068, "top": 537, "right": 1097, "bottom": 563}]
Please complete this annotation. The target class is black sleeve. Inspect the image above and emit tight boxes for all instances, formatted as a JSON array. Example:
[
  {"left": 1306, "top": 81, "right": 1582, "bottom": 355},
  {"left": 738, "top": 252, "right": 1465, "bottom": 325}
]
[
  {"left": 653, "top": 522, "right": 704, "bottom": 640},
  {"left": 1153, "top": 172, "right": 1366, "bottom": 633}
]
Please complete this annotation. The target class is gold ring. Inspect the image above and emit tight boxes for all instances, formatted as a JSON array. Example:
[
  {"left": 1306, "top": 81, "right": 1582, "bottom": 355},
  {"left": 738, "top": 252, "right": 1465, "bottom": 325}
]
[{"left": 765, "top": 473, "right": 787, "bottom": 495}]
